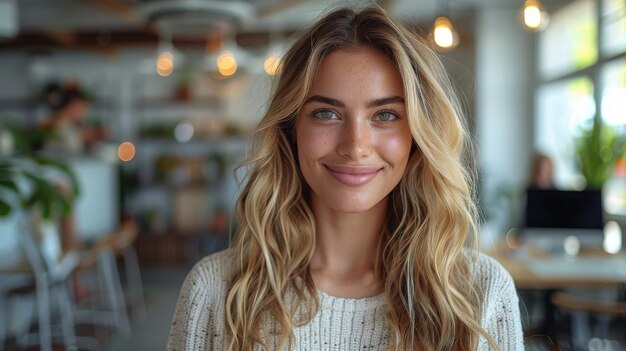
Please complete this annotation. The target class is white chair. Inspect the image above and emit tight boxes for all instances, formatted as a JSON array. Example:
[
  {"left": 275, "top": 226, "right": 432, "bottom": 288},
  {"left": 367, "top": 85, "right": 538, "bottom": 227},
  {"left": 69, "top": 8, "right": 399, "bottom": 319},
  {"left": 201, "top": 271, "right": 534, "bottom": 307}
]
[
  {"left": 109, "top": 220, "right": 145, "bottom": 320},
  {"left": 0, "top": 212, "right": 79, "bottom": 351}
]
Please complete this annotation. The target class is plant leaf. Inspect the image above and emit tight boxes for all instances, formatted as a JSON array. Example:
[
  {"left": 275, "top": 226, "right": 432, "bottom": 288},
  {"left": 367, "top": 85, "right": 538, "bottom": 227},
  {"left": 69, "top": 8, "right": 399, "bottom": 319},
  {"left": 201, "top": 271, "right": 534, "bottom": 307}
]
[
  {"left": 0, "top": 179, "right": 19, "bottom": 192},
  {"left": 34, "top": 156, "right": 81, "bottom": 197},
  {"left": 0, "top": 199, "right": 11, "bottom": 217}
]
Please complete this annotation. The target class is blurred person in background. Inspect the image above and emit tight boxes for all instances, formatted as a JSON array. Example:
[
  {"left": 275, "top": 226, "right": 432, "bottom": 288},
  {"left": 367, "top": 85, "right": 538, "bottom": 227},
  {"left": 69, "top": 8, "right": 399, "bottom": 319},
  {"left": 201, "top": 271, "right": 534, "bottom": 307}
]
[
  {"left": 37, "top": 81, "right": 108, "bottom": 298},
  {"left": 38, "top": 81, "right": 107, "bottom": 153},
  {"left": 529, "top": 152, "right": 555, "bottom": 190}
]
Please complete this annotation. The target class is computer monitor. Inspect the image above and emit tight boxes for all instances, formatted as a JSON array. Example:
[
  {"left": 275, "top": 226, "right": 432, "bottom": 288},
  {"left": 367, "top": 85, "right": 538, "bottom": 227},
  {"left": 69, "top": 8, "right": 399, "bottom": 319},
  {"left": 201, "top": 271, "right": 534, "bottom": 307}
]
[{"left": 521, "top": 189, "right": 605, "bottom": 248}]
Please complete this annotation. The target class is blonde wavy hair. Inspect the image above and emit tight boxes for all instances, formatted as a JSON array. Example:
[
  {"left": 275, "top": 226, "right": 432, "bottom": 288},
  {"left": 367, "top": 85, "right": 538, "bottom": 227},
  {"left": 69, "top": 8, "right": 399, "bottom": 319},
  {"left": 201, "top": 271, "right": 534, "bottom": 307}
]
[{"left": 226, "top": 5, "right": 497, "bottom": 350}]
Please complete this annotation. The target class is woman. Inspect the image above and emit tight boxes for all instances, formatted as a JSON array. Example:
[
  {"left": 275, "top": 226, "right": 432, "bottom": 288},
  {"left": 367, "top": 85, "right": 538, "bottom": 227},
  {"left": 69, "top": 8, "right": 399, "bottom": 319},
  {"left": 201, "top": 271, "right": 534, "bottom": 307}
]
[
  {"left": 39, "top": 82, "right": 107, "bottom": 153},
  {"left": 168, "top": 6, "right": 523, "bottom": 351},
  {"left": 529, "top": 152, "right": 554, "bottom": 189}
]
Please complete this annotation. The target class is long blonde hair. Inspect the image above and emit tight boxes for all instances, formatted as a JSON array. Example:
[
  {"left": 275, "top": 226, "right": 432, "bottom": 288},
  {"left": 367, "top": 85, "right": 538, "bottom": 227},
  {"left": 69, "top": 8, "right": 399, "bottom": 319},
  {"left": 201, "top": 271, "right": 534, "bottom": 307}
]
[{"left": 226, "top": 6, "right": 496, "bottom": 350}]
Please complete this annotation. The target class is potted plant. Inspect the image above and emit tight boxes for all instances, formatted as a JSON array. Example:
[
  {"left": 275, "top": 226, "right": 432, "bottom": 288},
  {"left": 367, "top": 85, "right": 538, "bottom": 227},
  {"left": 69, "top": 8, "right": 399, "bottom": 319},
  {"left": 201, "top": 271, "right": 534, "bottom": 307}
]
[
  {"left": 175, "top": 64, "right": 195, "bottom": 101},
  {"left": 576, "top": 117, "right": 626, "bottom": 189},
  {"left": 0, "top": 156, "right": 81, "bottom": 220},
  {"left": 1, "top": 120, "right": 81, "bottom": 220}
]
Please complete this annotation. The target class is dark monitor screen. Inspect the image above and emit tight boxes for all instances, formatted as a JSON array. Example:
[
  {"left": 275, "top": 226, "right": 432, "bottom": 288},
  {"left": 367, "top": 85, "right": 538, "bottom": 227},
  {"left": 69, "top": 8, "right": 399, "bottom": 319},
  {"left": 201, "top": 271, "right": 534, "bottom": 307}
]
[{"left": 524, "top": 189, "right": 604, "bottom": 230}]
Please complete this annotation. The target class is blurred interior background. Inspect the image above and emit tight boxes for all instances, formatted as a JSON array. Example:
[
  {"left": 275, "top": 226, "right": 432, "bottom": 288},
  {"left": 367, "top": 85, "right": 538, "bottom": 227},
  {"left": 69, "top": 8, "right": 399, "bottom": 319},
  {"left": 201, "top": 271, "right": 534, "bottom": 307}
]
[{"left": 0, "top": 0, "right": 625, "bottom": 350}]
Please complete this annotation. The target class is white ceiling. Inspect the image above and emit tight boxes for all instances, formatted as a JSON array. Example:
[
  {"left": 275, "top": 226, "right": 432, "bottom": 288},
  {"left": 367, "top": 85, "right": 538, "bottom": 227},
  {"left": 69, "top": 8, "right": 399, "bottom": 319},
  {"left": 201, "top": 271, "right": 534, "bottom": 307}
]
[{"left": 15, "top": 0, "right": 530, "bottom": 35}]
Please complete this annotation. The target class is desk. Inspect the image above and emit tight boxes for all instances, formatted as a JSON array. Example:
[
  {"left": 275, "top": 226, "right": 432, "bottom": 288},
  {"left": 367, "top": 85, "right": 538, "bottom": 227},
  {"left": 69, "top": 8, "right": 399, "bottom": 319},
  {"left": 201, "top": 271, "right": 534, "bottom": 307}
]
[
  {"left": 482, "top": 243, "right": 626, "bottom": 289},
  {"left": 483, "top": 243, "right": 626, "bottom": 347}
]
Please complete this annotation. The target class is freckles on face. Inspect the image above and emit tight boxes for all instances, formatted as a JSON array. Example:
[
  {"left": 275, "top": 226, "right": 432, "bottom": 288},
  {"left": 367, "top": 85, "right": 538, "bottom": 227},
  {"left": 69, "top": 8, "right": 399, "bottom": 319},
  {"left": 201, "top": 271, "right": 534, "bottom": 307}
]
[{"left": 294, "top": 46, "right": 413, "bottom": 214}]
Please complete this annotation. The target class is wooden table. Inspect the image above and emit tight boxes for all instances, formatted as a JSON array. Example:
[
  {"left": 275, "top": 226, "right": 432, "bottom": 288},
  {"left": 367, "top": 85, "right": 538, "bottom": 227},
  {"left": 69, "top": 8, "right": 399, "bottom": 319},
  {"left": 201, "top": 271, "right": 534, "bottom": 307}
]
[
  {"left": 482, "top": 242, "right": 626, "bottom": 347},
  {"left": 482, "top": 242, "right": 626, "bottom": 289}
]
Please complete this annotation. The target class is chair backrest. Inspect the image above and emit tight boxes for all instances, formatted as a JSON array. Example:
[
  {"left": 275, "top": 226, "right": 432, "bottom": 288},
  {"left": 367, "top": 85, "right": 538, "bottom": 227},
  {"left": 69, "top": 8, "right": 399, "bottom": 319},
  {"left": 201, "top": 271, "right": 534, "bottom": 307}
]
[{"left": 17, "top": 211, "right": 63, "bottom": 278}]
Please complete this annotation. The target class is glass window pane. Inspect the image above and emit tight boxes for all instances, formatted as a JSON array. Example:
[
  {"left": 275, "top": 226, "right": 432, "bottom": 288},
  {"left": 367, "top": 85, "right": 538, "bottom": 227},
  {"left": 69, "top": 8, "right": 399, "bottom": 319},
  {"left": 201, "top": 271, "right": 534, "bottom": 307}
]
[
  {"left": 535, "top": 77, "right": 596, "bottom": 188},
  {"left": 601, "top": 0, "right": 626, "bottom": 56},
  {"left": 539, "top": 0, "right": 598, "bottom": 79},
  {"left": 601, "top": 58, "right": 626, "bottom": 131}
]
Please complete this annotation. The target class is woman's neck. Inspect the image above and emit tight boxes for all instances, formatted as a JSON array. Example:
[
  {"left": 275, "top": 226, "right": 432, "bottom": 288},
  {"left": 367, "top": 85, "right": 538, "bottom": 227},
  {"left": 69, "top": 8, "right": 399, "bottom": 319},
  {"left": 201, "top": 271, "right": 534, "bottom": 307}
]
[{"left": 308, "top": 196, "right": 387, "bottom": 298}]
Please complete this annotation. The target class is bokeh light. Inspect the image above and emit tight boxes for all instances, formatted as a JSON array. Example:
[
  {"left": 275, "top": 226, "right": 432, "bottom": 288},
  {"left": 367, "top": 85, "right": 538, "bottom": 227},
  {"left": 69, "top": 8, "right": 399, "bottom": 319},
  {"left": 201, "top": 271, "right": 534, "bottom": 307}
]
[
  {"left": 156, "top": 51, "right": 174, "bottom": 76},
  {"left": 264, "top": 53, "right": 281, "bottom": 76},
  {"left": 118, "top": 141, "right": 136, "bottom": 162},
  {"left": 216, "top": 51, "right": 237, "bottom": 76}
]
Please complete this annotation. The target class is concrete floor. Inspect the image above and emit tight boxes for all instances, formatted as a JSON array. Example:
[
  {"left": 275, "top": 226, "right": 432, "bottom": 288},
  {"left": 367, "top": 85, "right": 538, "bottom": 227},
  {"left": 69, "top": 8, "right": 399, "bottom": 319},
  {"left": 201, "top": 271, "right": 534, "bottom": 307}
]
[{"left": 108, "top": 266, "right": 188, "bottom": 351}]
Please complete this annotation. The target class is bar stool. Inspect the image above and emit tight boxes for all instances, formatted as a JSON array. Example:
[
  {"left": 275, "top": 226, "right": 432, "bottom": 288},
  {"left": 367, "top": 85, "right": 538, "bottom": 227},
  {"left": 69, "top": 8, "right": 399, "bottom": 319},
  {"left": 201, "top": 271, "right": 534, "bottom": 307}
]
[{"left": 552, "top": 290, "right": 626, "bottom": 350}]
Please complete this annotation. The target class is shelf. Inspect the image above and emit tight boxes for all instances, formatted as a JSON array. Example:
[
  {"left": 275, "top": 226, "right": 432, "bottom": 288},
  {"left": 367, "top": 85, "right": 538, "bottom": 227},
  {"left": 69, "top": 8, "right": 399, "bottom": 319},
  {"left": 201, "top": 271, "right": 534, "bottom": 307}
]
[
  {"left": 135, "top": 183, "right": 212, "bottom": 191},
  {"left": 0, "top": 98, "right": 35, "bottom": 109},
  {"left": 0, "top": 99, "right": 115, "bottom": 113},
  {"left": 136, "top": 137, "right": 249, "bottom": 149},
  {"left": 134, "top": 97, "right": 222, "bottom": 109}
]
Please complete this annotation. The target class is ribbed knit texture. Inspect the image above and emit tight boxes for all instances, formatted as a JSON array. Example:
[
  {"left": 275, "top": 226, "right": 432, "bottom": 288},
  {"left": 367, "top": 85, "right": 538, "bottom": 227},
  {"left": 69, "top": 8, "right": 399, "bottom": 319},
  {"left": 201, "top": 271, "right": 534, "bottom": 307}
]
[{"left": 167, "top": 249, "right": 524, "bottom": 350}]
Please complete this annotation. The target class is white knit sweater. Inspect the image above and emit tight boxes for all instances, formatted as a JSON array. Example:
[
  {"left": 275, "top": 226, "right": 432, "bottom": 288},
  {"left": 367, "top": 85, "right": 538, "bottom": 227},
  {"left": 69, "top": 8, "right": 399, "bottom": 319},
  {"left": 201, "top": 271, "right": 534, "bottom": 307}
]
[{"left": 167, "top": 249, "right": 524, "bottom": 350}]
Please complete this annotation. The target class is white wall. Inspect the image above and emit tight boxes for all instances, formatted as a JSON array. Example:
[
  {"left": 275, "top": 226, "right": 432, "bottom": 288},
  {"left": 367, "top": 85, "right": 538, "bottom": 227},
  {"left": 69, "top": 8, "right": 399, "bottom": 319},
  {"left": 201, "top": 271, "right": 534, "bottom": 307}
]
[{"left": 476, "top": 8, "right": 535, "bottom": 233}]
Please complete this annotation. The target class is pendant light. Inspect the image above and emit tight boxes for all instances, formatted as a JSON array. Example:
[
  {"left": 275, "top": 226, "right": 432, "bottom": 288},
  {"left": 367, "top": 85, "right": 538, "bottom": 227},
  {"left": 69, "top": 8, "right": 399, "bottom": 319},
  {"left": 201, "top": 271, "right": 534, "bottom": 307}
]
[
  {"left": 433, "top": 16, "right": 459, "bottom": 50},
  {"left": 155, "top": 29, "right": 183, "bottom": 77},
  {"left": 521, "top": 0, "right": 550, "bottom": 31},
  {"left": 431, "top": 0, "right": 459, "bottom": 51},
  {"left": 263, "top": 28, "right": 285, "bottom": 76},
  {"left": 204, "top": 28, "right": 248, "bottom": 78}
]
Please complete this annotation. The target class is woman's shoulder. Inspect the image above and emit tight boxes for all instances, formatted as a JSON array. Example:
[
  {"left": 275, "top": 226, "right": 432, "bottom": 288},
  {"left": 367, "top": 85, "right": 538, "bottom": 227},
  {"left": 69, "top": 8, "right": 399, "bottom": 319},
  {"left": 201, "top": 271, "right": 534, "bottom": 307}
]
[
  {"left": 467, "top": 252, "right": 525, "bottom": 348},
  {"left": 186, "top": 248, "right": 236, "bottom": 286},
  {"left": 466, "top": 250, "right": 517, "bottom": 299},
  {"left": 168, "top": 249, "right": 235, "bottom": 350}
]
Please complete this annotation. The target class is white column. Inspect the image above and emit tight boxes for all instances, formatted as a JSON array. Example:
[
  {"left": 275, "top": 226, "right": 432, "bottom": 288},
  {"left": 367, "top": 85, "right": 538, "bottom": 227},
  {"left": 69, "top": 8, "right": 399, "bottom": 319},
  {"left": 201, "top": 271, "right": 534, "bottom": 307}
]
[{"left": 476, "top": 7, "right": 535, "bottom": 233}]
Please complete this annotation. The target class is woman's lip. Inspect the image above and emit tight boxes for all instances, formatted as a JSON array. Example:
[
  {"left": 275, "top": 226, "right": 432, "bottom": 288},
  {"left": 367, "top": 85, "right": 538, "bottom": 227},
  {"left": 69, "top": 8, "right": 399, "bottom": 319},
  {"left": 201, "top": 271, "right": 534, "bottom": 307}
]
[
  {"left": 325, "top": 165, "right": 382, "bottom": 174},
  {"left": 324, "top": 165, "right": 382, "bottom": 186}
]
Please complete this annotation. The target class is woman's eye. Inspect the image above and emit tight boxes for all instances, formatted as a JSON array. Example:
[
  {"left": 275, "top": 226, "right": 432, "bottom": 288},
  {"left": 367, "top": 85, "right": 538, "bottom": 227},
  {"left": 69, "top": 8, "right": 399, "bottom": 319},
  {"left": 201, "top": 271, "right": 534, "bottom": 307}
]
[
  {"left": 312, "top": 110, "right": 337, "bottom": 120},
  {"left": 375, "top": 111, "right": 398, "bottom": 122}
]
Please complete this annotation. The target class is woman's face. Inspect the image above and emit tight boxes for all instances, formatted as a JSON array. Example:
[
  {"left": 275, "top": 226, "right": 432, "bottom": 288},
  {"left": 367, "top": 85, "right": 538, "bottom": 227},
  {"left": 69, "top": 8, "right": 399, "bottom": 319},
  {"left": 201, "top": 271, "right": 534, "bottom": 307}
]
[{"left": 295, "top": 46, "right": 413, "bottom": 213}]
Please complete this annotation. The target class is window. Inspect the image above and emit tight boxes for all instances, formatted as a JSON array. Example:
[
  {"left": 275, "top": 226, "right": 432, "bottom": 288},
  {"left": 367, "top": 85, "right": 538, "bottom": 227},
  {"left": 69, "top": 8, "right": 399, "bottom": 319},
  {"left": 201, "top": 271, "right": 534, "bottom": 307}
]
[
  {"left": 539, "top": 0, "right": 597, "bottom": 79},
  {"left": 536, "top": 77, "right": 595, "bottom": 186},
  {"left": 535, "top": 0, "right": 626, "bottom": 190},
  {"left": 601, "top": 0, "right": 626, "bottom": 56},
  {"left": 600, "top": 58, "right": 626, "bottom": 131}
]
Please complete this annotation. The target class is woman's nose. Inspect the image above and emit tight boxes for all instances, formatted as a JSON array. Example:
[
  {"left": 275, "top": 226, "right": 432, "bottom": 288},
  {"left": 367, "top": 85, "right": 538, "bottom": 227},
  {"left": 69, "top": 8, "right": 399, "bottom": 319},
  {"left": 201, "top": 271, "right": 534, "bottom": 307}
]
[{"left": 337, "top": 119, "right": 372, "bottom": 160}]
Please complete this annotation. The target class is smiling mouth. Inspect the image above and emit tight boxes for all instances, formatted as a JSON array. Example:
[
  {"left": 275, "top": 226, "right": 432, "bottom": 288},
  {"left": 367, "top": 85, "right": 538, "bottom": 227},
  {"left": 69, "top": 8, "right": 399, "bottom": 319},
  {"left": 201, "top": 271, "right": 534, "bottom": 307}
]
[{"left": 324, "top": 165, "right": 382, "bottom": 186}]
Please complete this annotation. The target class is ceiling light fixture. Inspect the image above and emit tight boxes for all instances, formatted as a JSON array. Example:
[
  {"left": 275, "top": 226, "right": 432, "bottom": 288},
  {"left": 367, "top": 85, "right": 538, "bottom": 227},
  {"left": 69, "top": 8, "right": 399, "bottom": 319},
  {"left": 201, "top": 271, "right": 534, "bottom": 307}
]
[
  {"left": 431, "top": 0, "right": 459, "bottom": 51},
  {"left": 263, "top": 29, "right": 284, "bottom": 76},
  {"left": 433, "top": 16, "right": 459, "bottom": 49},
  {"left": 155, "top": 29, "right": 183, "bottom": 77},
  {"left": 216, "top": 50, "right": 238, "bottom": 76},
  {"left": 521, "top": 0, "right": 550, "bottom": 30}
]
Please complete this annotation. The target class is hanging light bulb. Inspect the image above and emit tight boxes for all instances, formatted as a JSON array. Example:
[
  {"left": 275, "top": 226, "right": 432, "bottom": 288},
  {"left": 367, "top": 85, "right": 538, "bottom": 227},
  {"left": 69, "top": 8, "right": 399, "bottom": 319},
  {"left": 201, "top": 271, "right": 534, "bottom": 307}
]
[
  {"left": 216, "top": 50, "right": 238, "bottom": 76},
  {"left": 263, "top": 29, "right": 285, "bottom": 76},
  {"left": 264, "top": 52, "right": 281, "bottom": 76},
  {"left": 522, "top": 0, "right": 550, "bottom": 30},
  {"left": 204, "top": 28, "right": 250, "bottom": 78},
  {"left": 433, "top": 16, "right": 459, "bottom": 50},
  {"left": 155, "top": 29, "right": 183, "bottom": 77},
  {"left": 156, "top": 51, "right": 174, "bottom": 76}
]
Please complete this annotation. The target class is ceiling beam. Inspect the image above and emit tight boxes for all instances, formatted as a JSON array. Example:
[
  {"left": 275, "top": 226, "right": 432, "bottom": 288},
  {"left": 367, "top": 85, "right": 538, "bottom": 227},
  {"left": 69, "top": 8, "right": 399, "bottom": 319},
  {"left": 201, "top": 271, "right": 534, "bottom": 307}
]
[
  {"left": 79, "top": 0, "right": 136, "bottom": 22},
  {"left": 0, "top": 29, "right": 299, "bottom": 52}
]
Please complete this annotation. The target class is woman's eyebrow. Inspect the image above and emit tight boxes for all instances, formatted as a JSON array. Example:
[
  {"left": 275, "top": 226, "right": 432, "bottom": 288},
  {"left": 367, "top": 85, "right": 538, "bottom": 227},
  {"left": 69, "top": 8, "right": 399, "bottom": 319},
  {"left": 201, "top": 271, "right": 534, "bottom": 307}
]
[
  {"left": 366, "top": 96, "right": 405, "bottom": 108},
  {"left": 303, "top": 95, "right": 405, "bottom": 108},
  {"left": 303, "top": 95, "right": 345, "bottom": 107}
]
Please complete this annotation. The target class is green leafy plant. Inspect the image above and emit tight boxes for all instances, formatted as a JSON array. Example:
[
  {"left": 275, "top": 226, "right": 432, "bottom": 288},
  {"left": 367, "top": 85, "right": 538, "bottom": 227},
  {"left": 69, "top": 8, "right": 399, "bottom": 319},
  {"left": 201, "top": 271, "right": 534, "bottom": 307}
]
[
  {"left": 0, "top": 156, "right": 81, "bottom": 220},
  {"left": 576, "top": 117, "right": 626, "bottom": 189},
  {"left": 4, "top": 121, "right": 48, "bottom": 153},
  {"left": 0, "top": 162, "right": 18, "bottom": 216}
]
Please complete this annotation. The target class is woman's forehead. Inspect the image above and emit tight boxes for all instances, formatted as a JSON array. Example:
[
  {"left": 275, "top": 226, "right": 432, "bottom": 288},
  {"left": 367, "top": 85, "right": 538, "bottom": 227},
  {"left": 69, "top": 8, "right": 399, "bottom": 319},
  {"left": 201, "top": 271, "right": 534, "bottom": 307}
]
[{"left": 305, "top": 46, "right": 405, "bottom": 102}]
